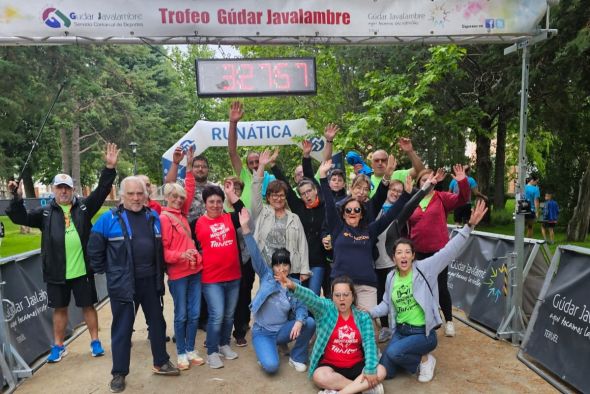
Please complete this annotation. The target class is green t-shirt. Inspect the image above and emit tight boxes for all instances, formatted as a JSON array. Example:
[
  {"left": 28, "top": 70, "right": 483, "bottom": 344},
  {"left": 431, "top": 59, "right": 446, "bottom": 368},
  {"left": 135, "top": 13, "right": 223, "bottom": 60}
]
[
  {"left": 370, "top": 169, "right": 411, "bottom": 197},
  {"left": 392, "top": 271, "right": 426, "bottom": 326},
  {"left": 418, "top": 193, "right": 434, "bottom": 211},
  {"left": 239, "top": 167, "right": 275, "bottom": 210},
  {"left": 60, "top": 204, "right": 86, "bottom": 279}
]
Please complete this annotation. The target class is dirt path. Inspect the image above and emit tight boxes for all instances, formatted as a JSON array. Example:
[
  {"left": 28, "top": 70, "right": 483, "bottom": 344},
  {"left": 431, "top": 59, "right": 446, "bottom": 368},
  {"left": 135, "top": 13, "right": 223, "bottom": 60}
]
[{"left": 16, "top": 294, "right": 555, "bottom": 394}]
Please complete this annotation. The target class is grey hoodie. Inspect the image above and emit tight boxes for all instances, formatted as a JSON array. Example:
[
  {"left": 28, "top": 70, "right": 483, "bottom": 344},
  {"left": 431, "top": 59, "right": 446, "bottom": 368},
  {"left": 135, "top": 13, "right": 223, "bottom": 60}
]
[{"left": 370, "top": 225, "right": 473, "bottom": 336}]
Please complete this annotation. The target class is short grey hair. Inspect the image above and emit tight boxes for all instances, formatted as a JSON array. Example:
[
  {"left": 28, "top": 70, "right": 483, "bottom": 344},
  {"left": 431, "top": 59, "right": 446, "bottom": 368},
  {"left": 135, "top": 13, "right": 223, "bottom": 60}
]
[
  {"left": 163, "top": 182, "right": 186, "bottom": 199},
  {"left": 120, "top": 176, "right": 147, "bottom": 196}
]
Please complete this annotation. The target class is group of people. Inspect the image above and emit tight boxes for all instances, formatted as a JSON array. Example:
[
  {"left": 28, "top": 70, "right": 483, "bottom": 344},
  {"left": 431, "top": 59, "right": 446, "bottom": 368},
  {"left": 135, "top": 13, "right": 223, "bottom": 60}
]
[{"left": 6, "top": 101, "right": 492, "bottom": 394}]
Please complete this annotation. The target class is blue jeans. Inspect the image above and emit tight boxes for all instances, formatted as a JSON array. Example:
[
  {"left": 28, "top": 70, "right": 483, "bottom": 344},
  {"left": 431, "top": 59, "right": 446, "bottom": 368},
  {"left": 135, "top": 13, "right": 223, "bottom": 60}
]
[
  {"left": 202, "top": 279, "right": 240, "bottom": 355},
  {"left": 304, "top": 266, "right": 325, "bottom": 296},
  {"left": 380, "top": 323, "right": 438, "bottom": 379},
  {"left": 168, "top": 272, "right": 202, "bottom": 355},
  {"left": 252, "top": 317, "right": 316, "bottom": 374}
]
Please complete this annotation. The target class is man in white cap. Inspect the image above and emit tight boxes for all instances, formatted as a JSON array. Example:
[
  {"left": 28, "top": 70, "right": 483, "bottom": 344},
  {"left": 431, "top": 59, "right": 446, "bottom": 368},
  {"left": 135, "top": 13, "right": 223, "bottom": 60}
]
[{"left": 5, "top": 142, "right": 119, "bottom": 363}]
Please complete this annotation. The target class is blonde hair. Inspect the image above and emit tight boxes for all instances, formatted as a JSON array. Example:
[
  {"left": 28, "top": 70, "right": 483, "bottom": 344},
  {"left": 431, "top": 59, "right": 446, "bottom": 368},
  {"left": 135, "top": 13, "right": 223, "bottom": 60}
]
[
  {"left": 351, "top": 174, "right": 371, "bottom": 190},
  {"left": 163, "top": 182, "right": 186, "bottom": 199}
]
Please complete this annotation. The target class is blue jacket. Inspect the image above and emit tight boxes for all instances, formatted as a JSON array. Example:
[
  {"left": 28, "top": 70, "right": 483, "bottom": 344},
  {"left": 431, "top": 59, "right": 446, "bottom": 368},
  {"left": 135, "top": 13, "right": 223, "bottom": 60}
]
[
  {"left": 244, "top": 233, "right": 308, "bottom": 324},
  {"left": 87, "top": 206, "right": 166, "bottom": 302}
]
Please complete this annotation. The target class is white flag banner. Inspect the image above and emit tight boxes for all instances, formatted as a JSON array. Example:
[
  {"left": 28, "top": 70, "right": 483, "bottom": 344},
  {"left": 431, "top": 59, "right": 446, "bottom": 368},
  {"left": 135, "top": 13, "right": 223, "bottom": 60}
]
[
  {"left": 161, "top": 119, "right": 325, "bottom": 178},
  {"left": 0, "top": 0, "right": 548, "bottom": 45}
]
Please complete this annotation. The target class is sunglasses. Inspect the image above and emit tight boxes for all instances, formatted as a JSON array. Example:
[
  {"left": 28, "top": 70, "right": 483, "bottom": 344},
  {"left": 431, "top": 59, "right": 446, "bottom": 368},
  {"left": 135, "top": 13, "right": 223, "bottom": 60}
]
[{"left": 344, "top": 207, "right": 362, "bottom": 214}]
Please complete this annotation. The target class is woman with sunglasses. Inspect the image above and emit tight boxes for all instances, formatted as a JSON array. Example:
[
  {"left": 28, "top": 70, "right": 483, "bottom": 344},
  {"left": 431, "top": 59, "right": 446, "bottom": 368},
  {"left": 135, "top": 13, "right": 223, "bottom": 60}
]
[
  {"left": 275, "top": 273, "right": 386, "bottom": 394},
  {"left": 251, "top": 150, "right": 311, "bottom": 282},
  {"left": 160, "top": 149, "right": 205, "bottom": 370},
  {"left": 369, "top": 200, "right": 487, "bottom": 383},
  {"left": 319, "top": 160, "right": 418, "bottom": 310}
]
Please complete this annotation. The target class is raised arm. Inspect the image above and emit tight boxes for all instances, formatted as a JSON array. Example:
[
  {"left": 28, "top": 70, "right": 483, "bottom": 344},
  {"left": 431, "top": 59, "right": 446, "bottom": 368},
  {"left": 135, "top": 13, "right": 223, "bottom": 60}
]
[
  {"left": 228, "top": 101, "right": 244, "bottom": 175},
  {"left": 275, "top": 271, "right": 332, "bottom": 318},
  {"left": 418, "top": 199, "right": 488, "bottom": 278},
  {"left": 164, "top": 146, "right": 184, "bottom": 184},
  {"left": 398, "top": 138, "right": 425, "bottom": 178},
  {"left": 319, "top": 160, "right": 341, "bottom": 233},
  {"left": 84, "top": 142, "right": 119, "bottom": 216},
  {"left": 4, "top": 184, "right": 44, "bottom": 228},
  {"left": 240, "top": 208, "right": 272, "bottom": 279},
  {"left": 369, "top": 190, "right": 411, "bottom": 237},
  {"left": 439, "top": 164, "right": 470, "bottom": 212},
  {"left": 182, "top": 149, "right": 196, "bottom": 215},
  {"left": 322, "top": 123, "right": 339, "bottom": 161},
  {"left": 251, "top": 150, "right": 272, "bottom": 220}
]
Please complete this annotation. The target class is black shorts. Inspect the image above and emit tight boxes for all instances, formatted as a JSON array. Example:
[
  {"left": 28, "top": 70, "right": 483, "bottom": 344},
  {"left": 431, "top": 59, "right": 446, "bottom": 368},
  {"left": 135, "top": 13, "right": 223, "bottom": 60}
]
[
  {"left": 47, "top": 275, "right": 97, "bottom": 308},
  {"left": 453, "top": 204, "right": 472, "bottom": 224},
  {"left": 525, "top": 213, "right": 537, "bottom": 225},
  {"left": 542, "top": 222, "right": 556, "bottom": 229},
  {"left": 318, "top": 361, "right": 364, "bottom": 381}
]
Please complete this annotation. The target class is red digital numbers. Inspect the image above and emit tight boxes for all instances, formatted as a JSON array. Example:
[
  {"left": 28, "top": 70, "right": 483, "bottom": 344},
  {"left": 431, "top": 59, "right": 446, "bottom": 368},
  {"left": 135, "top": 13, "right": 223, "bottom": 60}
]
[{"left": 198, "top": 58, "right": 315, "bottom": 97}]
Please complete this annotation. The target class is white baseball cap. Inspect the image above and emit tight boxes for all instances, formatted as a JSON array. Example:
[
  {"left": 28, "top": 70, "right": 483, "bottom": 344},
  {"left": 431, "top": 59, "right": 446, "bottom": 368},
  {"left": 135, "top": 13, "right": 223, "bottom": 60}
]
[{"left": 53, "top": 173, "right": 74, "bottom": 188}]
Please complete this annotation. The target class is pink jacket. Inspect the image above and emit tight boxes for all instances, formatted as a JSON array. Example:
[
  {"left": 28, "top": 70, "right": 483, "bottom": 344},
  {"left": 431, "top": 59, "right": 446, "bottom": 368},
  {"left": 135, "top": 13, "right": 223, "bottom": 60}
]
[
  {"left": 160, "top": 171, "right": 202, "bottom": 280},
  {"left": 408, "top": 177, "right": 470, "bottom": 253}
]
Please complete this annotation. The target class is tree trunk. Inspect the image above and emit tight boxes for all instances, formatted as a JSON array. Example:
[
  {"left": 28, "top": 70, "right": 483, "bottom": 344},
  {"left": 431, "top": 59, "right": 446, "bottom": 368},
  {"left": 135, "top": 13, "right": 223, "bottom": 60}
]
[
  {"left": 71, "top": 123, "right": 81, "bottom": 188},
  {"left": 493, "top": 109, "right": 507, "bottom": 210},
  {"left": 475, "top": 116, "right": 493, "bottom": 224},
  {"left": 566, "top": 160, "right": 590, "bottom": 241},
  {"left": 60, "top": 127, "right": 71, "bottom": 174}
]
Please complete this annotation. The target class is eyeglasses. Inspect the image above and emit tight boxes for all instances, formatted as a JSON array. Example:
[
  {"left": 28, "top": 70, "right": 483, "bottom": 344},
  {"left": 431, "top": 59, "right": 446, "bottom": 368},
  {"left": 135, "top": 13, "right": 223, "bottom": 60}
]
[
  {"left": 344, "top": 207, "right": 362, "bottom": 214},
  {"left": 270, "top": 194, "right": 286, "bottom": 200},
  {"left": 248, "top": 160, "right": 259, "bottom": 165},
  {"left": 390, "top": 188, "right": 403, "bottom": 194},
  {"left": 333, "top": 292, "right": 352, "bottom": 298},
  {"left": 299, "top": 189, "right": 314, "bottom": 196},
  {"left": 373, "top": 158, "right": 387, "bottom": 163},
  {"left": 194, "top": 164, "right": 208, "bottom": 169}
]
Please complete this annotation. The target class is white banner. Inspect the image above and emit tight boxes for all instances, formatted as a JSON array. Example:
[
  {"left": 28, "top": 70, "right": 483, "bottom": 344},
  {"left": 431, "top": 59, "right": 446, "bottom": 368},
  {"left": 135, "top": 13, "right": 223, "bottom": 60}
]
[
  {"left": 161, "top": 119, "right": 325, "bottom": 178},
  {"left": 0, "top": 0, "right": 548, "bottom": 45}
]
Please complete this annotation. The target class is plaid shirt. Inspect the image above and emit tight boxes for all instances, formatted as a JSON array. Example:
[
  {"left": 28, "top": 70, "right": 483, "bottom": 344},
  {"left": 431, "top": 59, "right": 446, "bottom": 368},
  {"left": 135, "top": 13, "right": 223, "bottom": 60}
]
[{"left": 292, "top": 285, "right": 379, "bottom": 377}]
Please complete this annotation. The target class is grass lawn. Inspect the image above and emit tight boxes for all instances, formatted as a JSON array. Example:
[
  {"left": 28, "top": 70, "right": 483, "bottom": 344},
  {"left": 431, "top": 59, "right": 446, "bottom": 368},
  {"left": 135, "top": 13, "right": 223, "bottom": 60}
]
[{"left": 0, "top": 207, "right": 110, "bottom": 259}]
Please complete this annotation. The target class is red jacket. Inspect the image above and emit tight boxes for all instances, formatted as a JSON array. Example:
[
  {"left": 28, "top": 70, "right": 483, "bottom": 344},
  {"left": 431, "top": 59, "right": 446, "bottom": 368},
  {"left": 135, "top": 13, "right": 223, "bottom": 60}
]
[
  {"left": 408, "top": 177, "right": 470, "bottom": 253},
  {"left": 160, "top": 172, "right": 202, "bottom": 280},
  {"left": 147, "top": 198, "right": 162, "bottom": 215}
]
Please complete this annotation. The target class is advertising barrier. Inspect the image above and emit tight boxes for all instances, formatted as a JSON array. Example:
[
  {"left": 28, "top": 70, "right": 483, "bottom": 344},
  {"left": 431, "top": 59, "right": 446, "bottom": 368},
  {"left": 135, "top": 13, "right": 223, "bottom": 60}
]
[
  {"left": 519, "top": 246, "right": 590, "bottom": 393},
  {"left": 0, "top": 250, "right": 108, "bottom": 388},
  {"left": 447, "top": 227, "right": 550, "bottom": 335}
]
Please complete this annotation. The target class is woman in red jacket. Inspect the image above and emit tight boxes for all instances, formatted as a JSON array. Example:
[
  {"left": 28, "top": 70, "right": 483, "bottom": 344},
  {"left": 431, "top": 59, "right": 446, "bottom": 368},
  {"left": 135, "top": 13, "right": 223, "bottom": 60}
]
[
  {"left": 407, "top": 164, "right": 469, "bottom": 337},
  {"left": 160, "top": 153, "right": 204, "bottom": 371}
]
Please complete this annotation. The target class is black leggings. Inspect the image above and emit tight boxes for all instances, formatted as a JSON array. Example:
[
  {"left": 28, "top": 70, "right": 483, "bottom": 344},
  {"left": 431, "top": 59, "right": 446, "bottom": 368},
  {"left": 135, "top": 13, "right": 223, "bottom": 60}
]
[{"left": 415, "top": 252, "right": 453, "bottom": 322}]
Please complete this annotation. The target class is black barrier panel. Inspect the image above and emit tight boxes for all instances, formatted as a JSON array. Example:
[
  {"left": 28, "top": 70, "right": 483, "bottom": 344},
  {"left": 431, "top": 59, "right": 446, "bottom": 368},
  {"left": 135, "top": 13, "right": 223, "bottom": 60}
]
[
  {"left": 523, "top": 249, "right": 590, "bottom": 393},
  {"left": 1, "top": 254, "right": 83, "bottom": 364},
  {"left": 0, "top": 199, "right": 47, "bottom": 213}
]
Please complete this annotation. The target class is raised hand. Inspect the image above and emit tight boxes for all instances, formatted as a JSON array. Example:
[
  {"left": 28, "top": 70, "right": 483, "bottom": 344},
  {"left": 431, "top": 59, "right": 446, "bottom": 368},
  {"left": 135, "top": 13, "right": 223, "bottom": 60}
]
[
  {"left": 105, "top": 142, "right": 120, "bottom": 169},
  {"left": 404, "top": 174, "right": 413, "bottom": 193},
  {"left": 302, "top": 140, "right": 313, "bottom": 158},
  {"left": 468, "top": 199, "right": 488, "bottom": 227},
  {"left": 185, "top": 146, "right": 195, "bottom": 170},
  {"left": 238, "top": 207, "right": 251, "bottom": 234},
  {"left": 451, "top": 164, "right": 466, "bottom": 182},
  {"left": 229, "top": 101, "right": 244, "bottom": 123},
  {"left": 258, "top": 150, "right": 273, "bottom": 169},
  {"left": 319, "top": 159, "right": 333, "bottom": 178},
  {"left": 269, "top": 147, "right": 279, "bottom": 167},
  {"left": 274, "top": 270, "right": 295, "bottom": 290},
  {"left": 224, "top": 178, "right": 235, "bottom": 197},
  {"left": 324, "top": 123, "right": 339, "bottom": 141},
  {"left": 398, "top": 137, "right": 414, "bottom": 152},
  {"left": 7, "top": 180, "right": 20, "bottom": 197},
  {"left": 172, "top": 146, "right": 185, "bottom": 165},
  {"left": 384, "top": 154, "right": 397, "bottom": 180},
  {"left": 434, "top": 168, "right": 447, "bottom": 183}
]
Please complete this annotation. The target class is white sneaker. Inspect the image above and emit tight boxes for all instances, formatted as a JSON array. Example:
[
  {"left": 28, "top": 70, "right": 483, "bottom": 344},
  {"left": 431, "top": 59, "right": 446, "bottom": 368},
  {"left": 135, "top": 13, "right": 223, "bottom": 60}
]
[
  {"left": 362, "top": 383, "right": 384, "bottom": 394},
  {"left": 288, "top": 358, "right": 307, "bottom": 372},
  {"left": 418, "top": 354, "right": 436, "bottom": 382},
  {"left": 219, "top": 344, "right": 238, "bottom": 360},
  {"left": 206, "top": 352, "right": 224, "bottom": 369},
  {"left": 176, "top": 353, "right": 190, "bottom": 371},
  {"left": 187, "top": 350, "right": 204, "bottom": 366},
  {"left": 444, "top": 321, "right": 456, "bottom": 337},
  {"left": 378, "top": 327, "right": 392, "bottom": 343}
]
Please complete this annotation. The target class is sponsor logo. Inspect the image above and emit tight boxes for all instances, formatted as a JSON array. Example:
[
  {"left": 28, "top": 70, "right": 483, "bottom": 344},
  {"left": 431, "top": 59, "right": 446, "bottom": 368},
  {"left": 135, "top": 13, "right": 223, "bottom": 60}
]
[
  {"left": 42, "top": 8, "right": 71, "bottom": 28},
  {"left": 485, "top": 18, "right": 495, "bottom": 29}
]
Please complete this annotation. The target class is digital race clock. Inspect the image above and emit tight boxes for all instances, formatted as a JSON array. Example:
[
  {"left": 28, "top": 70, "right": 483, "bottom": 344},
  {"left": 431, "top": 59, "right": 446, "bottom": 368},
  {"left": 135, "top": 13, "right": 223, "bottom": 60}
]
[{"left": 195, "top": 57, "right": 317, "bottom": 97}]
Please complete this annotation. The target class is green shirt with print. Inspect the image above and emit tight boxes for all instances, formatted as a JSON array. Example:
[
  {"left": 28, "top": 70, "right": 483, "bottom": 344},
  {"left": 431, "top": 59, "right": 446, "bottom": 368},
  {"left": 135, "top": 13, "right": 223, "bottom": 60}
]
[
  {"left": 392, "top": 271, "right": 426, "bottom": 326},
  {"left": 60, "top": 204, "right": 86, "bottom": 279}
]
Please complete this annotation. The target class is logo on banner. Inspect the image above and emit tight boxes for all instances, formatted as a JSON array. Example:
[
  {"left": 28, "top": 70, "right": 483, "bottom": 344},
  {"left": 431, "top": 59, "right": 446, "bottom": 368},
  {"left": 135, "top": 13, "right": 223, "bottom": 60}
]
[
  {"left": 309, "top": 137, "right": 325, "bottom": 152},
  {"left": 42, "top": 8, "right": 71, "bottom": 28},
  {"left": 2, "top": 290, "right": 48, "bottom": 327}
]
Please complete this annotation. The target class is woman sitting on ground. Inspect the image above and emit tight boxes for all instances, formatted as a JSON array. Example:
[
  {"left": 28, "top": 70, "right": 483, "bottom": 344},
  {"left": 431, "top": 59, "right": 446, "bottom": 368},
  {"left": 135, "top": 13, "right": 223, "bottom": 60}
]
[
  {"left": 276, "top": 273, "right": 386, "bottom": 394},
  {"left": 238, "top": 208, "right": 316, "bottom": 374},
  {"left": 369, "top": 200, "right": 488, "bottom": 383}
]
